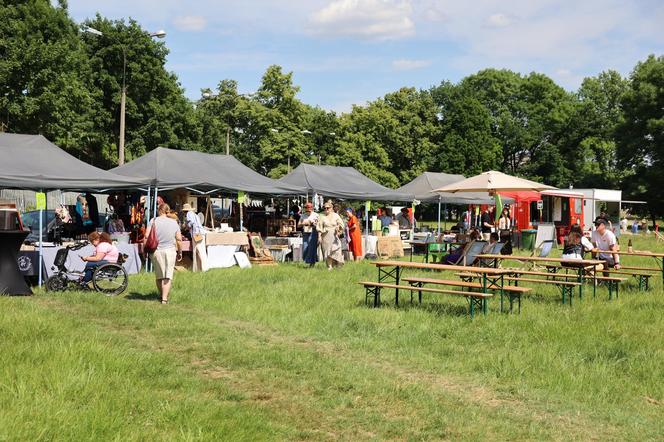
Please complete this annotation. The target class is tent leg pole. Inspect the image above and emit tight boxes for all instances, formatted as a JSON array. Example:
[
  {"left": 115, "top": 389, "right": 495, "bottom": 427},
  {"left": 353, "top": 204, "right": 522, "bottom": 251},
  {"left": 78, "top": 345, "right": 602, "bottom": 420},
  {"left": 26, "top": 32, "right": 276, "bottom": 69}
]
[
  {"left": 239, "top": 198, "right": 243, "bottom": 232},
  {"left": 437, "top": 198, "right": 441, "bottom": 235},
  {"left": 38, "top": 189, "right": 44, "bottom": 287},
  {"left": 144, "top": 186, "right": 151, "bottom": 272},
  {"left": 150, "top": 186, "right": 158, "bottom": 273}
]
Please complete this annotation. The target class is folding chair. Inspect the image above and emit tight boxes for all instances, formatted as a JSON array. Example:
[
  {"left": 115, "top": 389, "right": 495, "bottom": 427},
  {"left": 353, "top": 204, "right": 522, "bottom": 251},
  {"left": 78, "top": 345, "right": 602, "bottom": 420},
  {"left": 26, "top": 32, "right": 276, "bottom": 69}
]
[
  {"left": 535, "top": 239, "right": 555, "bottom": 258},
  {"left": 479, "top": 242, "right": 505, "bottom": 267},
  {"left": 463, "top": 241, "right": 488, "bottom": 266},
  {"left": 444, "top": 240, "right": 475, "bottom": 265},
  {"left": 530, "top": 239, "right": 555, "bottom": 270}
]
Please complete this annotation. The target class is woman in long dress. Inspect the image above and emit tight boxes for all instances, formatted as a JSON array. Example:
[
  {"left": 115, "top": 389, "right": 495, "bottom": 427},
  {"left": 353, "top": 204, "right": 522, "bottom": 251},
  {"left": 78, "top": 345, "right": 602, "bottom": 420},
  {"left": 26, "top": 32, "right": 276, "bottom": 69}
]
[
  {"left": 318, "top": 201, "right": 345, "bottom": 269},
  {"left": 297, "top": 202, "right": 319, "bottom": 267},
  {"left": 344, "top": 208, "right": 363, "bottom": 261}
]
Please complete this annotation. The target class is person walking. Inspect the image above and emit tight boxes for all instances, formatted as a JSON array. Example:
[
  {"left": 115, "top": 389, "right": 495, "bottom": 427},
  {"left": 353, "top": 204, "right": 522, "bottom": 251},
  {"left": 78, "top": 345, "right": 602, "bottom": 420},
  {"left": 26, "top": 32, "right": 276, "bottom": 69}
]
[
  {"left": 298, "top": 202, "right": 319, "bottom": 266},
  {"left": 317, "top": 201, "right": 345, "bottom": 269},
  {"left": 145, "top": 203, "right": 182, "bottom": 304},
  {"left": 183, "top": 203, "right": 208, "bottom": 272},
  {"left": 345, "top": 207, "right": 363, "bottom": 261}
]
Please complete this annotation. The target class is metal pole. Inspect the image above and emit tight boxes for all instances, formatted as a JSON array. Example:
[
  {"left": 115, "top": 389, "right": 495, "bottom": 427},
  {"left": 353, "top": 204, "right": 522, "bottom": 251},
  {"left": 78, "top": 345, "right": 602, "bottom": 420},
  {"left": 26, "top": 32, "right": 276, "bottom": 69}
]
[
  {"left": 226, "top": 126, "right": 230, "bottom": 155},
  {"left": 38, "top": 189, "right": 44, "bottom": 287},
  {"left": 444, "top": 203, "right": 448, "bottom": 231},
  {"left": 239, "top": 197, "right": 244, "bottom": 231},
  {"left": 365, "top": 201, "right": 370, "bottom": 239},
  {"left": 149, "top": 186, "right": 158, "bottom": 272},
  {"left": 118, "top": 47, "right": 126, "bottom": 166},
  {"left": 144, "top": 186, "right": 151, "bottom": 272},
  {"left": 437, "top": 196, "right": 441, "bottom": 235}
]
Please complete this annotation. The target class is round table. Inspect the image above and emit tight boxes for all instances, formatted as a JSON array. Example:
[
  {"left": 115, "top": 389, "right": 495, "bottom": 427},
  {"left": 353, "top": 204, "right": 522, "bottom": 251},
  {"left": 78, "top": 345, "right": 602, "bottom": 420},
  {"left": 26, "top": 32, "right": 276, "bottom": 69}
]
[{"left": 0, "top": 230, "right": 32, "bottom": 295}]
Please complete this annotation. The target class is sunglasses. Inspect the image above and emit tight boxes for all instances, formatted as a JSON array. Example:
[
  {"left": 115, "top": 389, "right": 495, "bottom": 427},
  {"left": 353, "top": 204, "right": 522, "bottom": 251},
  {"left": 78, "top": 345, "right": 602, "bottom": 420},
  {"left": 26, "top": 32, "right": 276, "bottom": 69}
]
[{"left": 324, "top": 206, "right": 332, "bottom": 209}]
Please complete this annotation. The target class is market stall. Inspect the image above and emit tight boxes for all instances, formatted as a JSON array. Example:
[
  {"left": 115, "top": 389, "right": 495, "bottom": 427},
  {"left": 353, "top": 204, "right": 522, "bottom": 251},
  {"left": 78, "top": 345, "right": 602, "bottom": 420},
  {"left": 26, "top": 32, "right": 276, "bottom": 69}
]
[{"left": 0, "top": 133, "right": 148, "bottom": 286}]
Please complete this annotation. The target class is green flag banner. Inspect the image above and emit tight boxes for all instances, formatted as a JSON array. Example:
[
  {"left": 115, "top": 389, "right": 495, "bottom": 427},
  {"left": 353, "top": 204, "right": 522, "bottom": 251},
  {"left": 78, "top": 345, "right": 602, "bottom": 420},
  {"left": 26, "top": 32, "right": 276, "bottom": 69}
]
[{"left": 494, "top": 193, "right": 503, "bottom": 222}]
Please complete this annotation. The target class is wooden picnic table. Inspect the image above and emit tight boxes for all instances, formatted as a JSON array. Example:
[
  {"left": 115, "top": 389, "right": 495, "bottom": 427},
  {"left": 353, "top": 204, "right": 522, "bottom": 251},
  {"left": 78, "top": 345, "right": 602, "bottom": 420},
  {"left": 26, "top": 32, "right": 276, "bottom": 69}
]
[
  {"left": 476, "top": 254, "right": 605, "bottom": 299},
  {"left": 371, "top": 260, "right": 511, "bottom": 307},
  {"left": 594, "top": 249, "right": 664, "bottom": 283}
]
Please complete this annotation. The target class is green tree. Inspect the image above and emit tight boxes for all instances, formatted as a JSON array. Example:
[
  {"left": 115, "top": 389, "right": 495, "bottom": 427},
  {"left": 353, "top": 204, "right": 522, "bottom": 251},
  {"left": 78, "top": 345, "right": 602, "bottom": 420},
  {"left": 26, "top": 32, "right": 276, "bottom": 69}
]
[
  {"left": 570, "top": 70, "right": 629, "bottom": 187},
  {"left": 81, "top": 15, "right": 198, "bottom": 166},
  {"left": 0, "top": 0, "right": 102, "bottom": 161},
  {"left": 616, "top": 55, "right": 664, "bottom": 222},
  {"left": 433, "top": 92, "right": 502, "bottom": 176}
]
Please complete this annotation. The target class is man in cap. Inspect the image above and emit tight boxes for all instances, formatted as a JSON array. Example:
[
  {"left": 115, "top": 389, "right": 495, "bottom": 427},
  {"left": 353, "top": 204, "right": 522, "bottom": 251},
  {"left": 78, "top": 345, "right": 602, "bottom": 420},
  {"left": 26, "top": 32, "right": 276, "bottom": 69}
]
[
  {"left": 591, "top": 218, "right": 621, "bottom": 270},
  {"left": 298, "top": 202, "right": 319, "bottom": 266}
]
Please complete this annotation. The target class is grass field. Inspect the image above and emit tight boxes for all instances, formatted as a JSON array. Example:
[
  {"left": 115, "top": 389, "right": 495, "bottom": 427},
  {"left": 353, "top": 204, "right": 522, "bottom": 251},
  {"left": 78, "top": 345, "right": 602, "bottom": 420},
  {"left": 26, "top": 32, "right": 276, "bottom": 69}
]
[{"left": 2, "top": 233, "right": 664, "bottom": 440}]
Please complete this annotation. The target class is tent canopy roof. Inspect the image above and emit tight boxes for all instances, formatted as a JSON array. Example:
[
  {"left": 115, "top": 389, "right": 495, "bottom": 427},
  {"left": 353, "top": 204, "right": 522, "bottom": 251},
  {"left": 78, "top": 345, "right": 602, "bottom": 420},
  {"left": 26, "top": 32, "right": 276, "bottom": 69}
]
[
  {"left": 397, "top": 172, "right": 511, "bottom": 204},
  {"left": 280, "top": 163, "right": 413, "bottom": 201},
  {"left": 434, "top": 170, "right": 556, "bottom": 193},
  {"left": 111, "top": 147, "right": 305, "bottom": 195},
  {"left": 397, "top": 172, "right": 512, "bottom": 204},
  {"left": 0, "top": 133, "right": 146, "bottom": 191}
]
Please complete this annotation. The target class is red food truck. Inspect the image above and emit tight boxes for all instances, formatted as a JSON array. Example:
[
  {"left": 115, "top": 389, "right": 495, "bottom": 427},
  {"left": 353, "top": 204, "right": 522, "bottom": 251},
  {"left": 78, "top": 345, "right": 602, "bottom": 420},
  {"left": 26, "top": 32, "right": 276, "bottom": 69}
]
[{"left": 499, "top": 189, "right": 585, "bottom": 244}]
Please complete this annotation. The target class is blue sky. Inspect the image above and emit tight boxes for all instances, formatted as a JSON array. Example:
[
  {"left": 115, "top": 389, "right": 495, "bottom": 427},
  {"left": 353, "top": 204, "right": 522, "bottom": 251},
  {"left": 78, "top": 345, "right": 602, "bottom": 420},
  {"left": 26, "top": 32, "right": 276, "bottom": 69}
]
[{"left": 67, "top": 0, "right": 664, "bottom": 113}]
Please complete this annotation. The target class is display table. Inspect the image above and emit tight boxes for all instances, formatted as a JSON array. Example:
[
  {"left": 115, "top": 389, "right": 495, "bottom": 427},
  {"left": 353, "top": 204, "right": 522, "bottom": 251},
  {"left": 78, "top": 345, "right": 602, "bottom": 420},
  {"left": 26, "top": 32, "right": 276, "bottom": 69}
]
[
  {"left": 0, "top": 230, "right": 32, "bottom": 295},
  {"left": 204, "top": 233, "right": 248, "bottom": 269},
  {"left": 205, "top": 232, "right": 248, "bottom": 246},
  {"left": 25, "top": 243, "right": 142, "bottom": 278},
  {"left": 207, "top": 245, "right": 240, "bottom": 268},
  {"left": 264, "top": 236, "right": 303, "bottom": 262}
]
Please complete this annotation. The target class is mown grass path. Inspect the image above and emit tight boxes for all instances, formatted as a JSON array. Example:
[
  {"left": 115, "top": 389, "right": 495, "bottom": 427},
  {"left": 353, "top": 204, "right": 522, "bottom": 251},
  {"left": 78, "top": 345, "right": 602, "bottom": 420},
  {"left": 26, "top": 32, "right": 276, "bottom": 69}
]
[{"left": 2, "top": 236, "right": 664, "bottom": 440}]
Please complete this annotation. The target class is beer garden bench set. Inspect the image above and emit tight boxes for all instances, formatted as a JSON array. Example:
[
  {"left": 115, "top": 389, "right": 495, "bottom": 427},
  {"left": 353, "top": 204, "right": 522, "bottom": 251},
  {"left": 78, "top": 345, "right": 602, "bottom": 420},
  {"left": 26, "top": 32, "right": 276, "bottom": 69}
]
[{"left": 359, "top": 248, "right": 662, "bottom": 319}]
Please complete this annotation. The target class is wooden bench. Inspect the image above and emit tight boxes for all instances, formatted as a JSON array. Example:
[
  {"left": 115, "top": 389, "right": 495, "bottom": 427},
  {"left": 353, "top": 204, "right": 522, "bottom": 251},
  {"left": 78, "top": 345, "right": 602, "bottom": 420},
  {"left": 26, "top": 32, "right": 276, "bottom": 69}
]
[
  {"left": 402, "top": 276, "right": 530, "bottom": 314},
  {"left": 458, "top": 269, "right": 625, "bottom": 301},
  {"left": 503, "top": 269, "right": 625, "bottom": 300},
  {"left": 359, "top": 281, "right": 493, "bottom": 318},
  {"left": 619, "top": 265, "right": 659, "bottom": 272},
  {"left": 504, "top": 277, "right": 580, "bottom": 305},
  {"left": 545, "top": 264, "right": 654, "bottom": 291},
  {"left": 459, "top": 271, "right": 581, "bottom": 305}
]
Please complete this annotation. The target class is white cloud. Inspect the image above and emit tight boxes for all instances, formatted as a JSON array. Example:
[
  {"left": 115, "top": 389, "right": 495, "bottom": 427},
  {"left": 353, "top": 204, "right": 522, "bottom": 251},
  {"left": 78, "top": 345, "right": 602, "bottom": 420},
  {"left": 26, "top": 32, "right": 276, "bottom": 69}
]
[
  {"left": 173, "top": 15, "right": 207, "bottom": 32},
  {"left": 485, "top": 13, "right": 513, "bottom": 28},
  {"left": 392, "top": 58, "right": 431, "bottom": 70},
  {"left": 309, "top": 0, "right": 415, "bottom": 40}
]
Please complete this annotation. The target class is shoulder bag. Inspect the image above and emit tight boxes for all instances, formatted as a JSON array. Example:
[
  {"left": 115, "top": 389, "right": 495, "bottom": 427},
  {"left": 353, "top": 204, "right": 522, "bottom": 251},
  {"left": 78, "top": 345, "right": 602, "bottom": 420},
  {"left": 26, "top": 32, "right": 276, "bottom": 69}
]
[{"left": 144, "top": 220, "right": 159, "bottom": 254}]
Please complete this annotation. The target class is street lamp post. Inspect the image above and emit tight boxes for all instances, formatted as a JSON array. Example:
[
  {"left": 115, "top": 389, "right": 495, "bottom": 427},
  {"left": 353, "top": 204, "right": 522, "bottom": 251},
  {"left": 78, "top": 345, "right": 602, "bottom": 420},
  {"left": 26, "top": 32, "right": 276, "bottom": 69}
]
[
  {"left": 83, "top": 26, "right": 166, "bottom": 166},
  {"left": 201, "top": 91, "right": 247, "bottom": 155}
]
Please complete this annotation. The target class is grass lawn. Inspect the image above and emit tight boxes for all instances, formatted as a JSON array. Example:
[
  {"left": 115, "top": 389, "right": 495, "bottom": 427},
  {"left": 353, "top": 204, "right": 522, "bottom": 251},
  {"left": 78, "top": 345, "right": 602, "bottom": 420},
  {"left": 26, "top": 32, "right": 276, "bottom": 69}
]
[{"left": 2, "top": 233, "right": 664, "bottom": 440}]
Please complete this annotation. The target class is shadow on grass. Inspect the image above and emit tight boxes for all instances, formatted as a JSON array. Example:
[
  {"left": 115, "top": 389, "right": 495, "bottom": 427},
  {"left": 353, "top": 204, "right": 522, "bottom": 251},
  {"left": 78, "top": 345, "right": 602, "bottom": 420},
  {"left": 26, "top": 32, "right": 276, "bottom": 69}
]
[
  {"left": 124, "top": 291, "right": 160, "bottom": 302},
  {"left": 356, "top": 298, "right": 470, "bottom": 317}
]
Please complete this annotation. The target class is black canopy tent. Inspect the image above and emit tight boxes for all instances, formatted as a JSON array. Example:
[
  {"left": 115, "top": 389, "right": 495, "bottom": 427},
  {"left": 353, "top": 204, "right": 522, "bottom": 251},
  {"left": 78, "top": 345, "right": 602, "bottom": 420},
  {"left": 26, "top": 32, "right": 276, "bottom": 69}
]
[
  {"left": 279, "top": 163, "right": 413, "bottom": 201},
  {"left": 0, "top": 133, "right": 148, "bottom": 288},
  {"left": 280, "top": 163, "right": 414, "bottom": 239},
  {"left": 111, "top": 147, "right": 306, "bottom": 195},
  {"left": 396, "top": 172, "right": 514, "bottom": 232},
  {"left": 111, "top": 147, "right": 307, "bottom": 233},
  {"left": 0, "top": 133, "right": 148, "bottom": 191}
]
